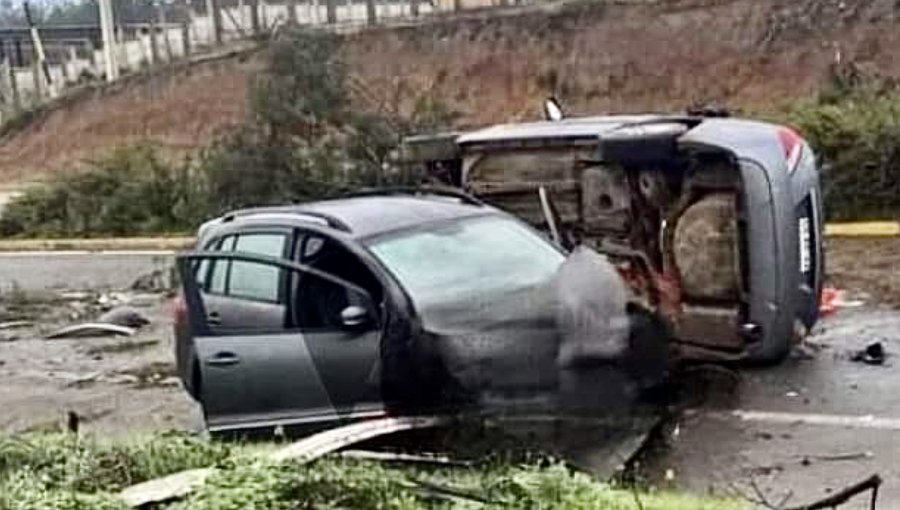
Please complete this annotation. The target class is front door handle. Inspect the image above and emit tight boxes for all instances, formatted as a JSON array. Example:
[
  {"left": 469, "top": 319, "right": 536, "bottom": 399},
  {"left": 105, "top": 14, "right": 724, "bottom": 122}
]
[
  {"left": 205, "top": 351, "right": 240, "bottom": 367},
  {"left": 206, "top": 311, "right": 222, "bottom": 326}
]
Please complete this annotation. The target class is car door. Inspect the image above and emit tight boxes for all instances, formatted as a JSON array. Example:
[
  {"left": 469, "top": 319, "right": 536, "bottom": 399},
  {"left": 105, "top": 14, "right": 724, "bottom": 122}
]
[
  {"left": 178, "top": 251, "right": 384, "bottom": 432},
  {"left": 199, "top": 231, "right": 291, "bottom": 332}
]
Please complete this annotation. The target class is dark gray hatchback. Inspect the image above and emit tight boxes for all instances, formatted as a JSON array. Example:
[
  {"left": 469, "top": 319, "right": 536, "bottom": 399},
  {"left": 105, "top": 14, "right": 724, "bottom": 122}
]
[{"left": 174, "top": 192, "right": 668, "bottom": 433}]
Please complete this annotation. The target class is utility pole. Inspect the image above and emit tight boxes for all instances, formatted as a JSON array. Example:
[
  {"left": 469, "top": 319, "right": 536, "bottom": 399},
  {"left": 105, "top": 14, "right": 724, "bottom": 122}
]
[
  {"left": 98, "top": 0, "right": 119, "bottom": 80},
  {"left": 326, "top": 0, "right": 336, "bottom": 23},
  {"left": 23, "top": 1, "right": 53, "bottom": 97},
  {"left": 286, "top": 0, "right": 297, "bottom": 24},
  {"left": 206, "top": 0, "right": 223, "bottom": 44},
  {"left": 158, "top": 2, "right": 172, "bottom": 60},
  {"left": 249, "top": 0, "right": 260, "bottom": 35}
]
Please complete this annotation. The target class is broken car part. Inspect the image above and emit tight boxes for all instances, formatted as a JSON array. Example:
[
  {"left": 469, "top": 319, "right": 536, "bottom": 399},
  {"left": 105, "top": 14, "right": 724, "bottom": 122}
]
[{"left": 45, "top": 323, "right": 135, "bottom": 339}]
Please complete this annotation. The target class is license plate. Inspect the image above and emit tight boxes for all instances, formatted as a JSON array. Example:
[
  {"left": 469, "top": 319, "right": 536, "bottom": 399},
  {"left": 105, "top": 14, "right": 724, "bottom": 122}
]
[{"left": 798, "top": 217, "right": 811, "bottom": 274}]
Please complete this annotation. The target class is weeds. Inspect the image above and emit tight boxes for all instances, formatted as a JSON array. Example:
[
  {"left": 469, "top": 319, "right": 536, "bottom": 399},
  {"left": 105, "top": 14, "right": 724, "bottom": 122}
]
[{"left": 0, "top": 431, "right": 746, "bottom": 510}]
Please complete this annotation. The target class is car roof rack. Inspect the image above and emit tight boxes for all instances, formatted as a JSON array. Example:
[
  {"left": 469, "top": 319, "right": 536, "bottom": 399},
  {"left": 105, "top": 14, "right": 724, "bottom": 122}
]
[
  {"left": 342, "top": 185, "right": 484, "bottom": 206},
  {"left": 221, "top": 207, "right": 352, "bottom": 233}
]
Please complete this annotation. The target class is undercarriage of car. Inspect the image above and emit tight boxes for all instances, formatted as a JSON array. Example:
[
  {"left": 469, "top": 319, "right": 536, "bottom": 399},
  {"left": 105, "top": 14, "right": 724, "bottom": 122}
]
[{"left": 464, "top": 145, "right": 751, "bottom": 360}]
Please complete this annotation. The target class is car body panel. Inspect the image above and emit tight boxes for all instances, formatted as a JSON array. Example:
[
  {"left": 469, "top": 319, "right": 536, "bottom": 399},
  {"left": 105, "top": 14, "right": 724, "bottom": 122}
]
[{"left": 177, "top": 251, "right": 385, "bottom": 431}]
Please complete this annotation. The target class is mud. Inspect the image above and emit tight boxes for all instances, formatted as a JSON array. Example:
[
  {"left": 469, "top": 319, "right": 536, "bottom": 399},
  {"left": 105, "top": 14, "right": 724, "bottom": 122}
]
[
  {"left": 827, "top": 237, "right": 900, "bottom": 308},
  {"left": 0, "top": 289, "right": 200, "bottom": 435}
]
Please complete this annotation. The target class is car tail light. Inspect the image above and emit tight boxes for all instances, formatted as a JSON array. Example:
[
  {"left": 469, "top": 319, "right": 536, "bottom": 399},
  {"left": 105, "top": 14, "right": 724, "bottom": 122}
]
[{"left": 778, "top": 127, "right": 803, "bottom": 173}]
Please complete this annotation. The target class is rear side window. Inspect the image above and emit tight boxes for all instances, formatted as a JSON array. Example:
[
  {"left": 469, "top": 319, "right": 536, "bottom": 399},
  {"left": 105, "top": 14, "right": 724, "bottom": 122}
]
[{"left": 202, "top": 232, "right": 288, "bottom": 302}]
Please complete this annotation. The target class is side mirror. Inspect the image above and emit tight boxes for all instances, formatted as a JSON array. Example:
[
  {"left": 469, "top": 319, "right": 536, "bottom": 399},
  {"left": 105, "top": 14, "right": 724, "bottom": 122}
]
[{"left": 340, "top": 305, "right": 371, "bottom": 331}]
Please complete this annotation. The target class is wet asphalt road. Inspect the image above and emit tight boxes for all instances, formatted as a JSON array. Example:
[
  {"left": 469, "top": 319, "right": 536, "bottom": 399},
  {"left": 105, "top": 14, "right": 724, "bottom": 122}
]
[
  {"left": 0, "top": 251, "right": 174, "bottom": 292},
  {"left": 646, "top": 307, "right": 900, "bottom": 509}
]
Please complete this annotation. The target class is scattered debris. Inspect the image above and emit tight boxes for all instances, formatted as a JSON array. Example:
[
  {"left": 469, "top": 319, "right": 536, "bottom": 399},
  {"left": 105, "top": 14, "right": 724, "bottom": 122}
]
[
  {"left": 96, "top": 306, "right": 151, "bottom": 329},
  {"left": 119, "top": 415, "right": 453, "bottom": 507},
  {"left": 406, "top": 476, "right": 492, "bottom": 504},
  {"left": 338, "top": 450, "right": 474, "bottom": 467},
  {"left": 819, "top": 287, "right": 866, "bottom": 317},
  {"left": 800, "top": 451, "right": 874, "bottom": 463},
  {"left": 83, "top": 339, "right": 160, "bottom": 356},
  {"left": 45, "top": 323, "right": 136, "bottom": 339},
  {"left": 783, "top": 474, "right": 881, "bottom": 510},
  {"left": 851, "top": 342, "right": 886, "bottom": 365},
  {"left": 67, "top": 410, "right": 80, "bottom": 434},
  {"left": 0, "top": 320, "right": 32, "bottom": 330},
  {"left": 65, "top": 371, "right": 104, "bottom": 388},
  {"left": 131, "top": 269, "right": 171, "bottom": 292},
  {"left": 112, "top": 362, "right": 178, "bottom": 388}
]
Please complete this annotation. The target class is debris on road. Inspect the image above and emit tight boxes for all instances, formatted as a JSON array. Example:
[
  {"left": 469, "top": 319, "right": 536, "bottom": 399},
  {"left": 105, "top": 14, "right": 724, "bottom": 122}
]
[
  {"left": 783, "top": 473, "right": 881, "bottom": 510},
  {"left": 130, "top": 268, "right": 173, "bottom": 292},
  {"left": 799, "top": 451, "right": 874, "bottom": 463},
  {"left": 97, "top": 306, "right": 151, "bottom": 328},
  {"left": 119, "top": 415, "right": 453, "bottom": 507},
  {"left": 850, "top": 342, "right": 886, "bottom": 366},
  {"left": 0, "top": 320, "right": 32, "bottom": 330},
  {"left": 338, "top": 449, "right": 474, "bottom": 467},
  {"left": 45, "top": 323, "right": 136, "bottom": 339},
  {"left": 820, "top": 287, "right": 866, "bottom": 317}
]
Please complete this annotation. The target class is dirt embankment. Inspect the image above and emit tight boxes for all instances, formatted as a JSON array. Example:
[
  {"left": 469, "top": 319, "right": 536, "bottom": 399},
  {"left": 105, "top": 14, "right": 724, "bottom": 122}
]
[
  {"left": 0, "top": 54, "right": 263, "bottom": 185},
  {"left": 343, "top": 0, "right": 900, "bottom": 126},
  {"left": 4, "top": 0, "right": 900, "bottom": 183},
  {"left": 827, "top": 237, "right": 900, "bottom": 308}
]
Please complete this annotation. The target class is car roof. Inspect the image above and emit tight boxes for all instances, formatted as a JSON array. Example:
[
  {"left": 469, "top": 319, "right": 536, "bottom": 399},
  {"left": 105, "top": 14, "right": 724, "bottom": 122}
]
[{"left": 205, "top": 195, "right": 496, "bottom": 240}]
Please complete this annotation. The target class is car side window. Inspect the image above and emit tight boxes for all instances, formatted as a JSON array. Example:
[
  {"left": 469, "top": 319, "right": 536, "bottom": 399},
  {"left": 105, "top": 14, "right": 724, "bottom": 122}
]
[{"left": 204, "top": 232, "right": 288, "bottom": 303}]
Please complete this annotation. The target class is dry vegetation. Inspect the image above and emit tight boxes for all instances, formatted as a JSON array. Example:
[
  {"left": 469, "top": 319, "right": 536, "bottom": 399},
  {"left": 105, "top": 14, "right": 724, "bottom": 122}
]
[
  {"left": 343, "top": 0, "right": 900, "bottom": 126},
  {"left": 0, "top": 54, "right": 262, "bottom": 184},
  {"left": 3, "top": 0, "right": 900, "bottom": 183},
  {"left": 827, "top": 237, "right": 900, "bottom": 307}
]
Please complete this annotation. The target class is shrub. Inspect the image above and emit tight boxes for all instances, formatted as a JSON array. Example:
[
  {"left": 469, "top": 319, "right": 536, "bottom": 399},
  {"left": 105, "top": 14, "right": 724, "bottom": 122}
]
[
  {"left": 779, "top": 65, "right": 900, "bottom": 220},
  {"left": 0, "top": 28, "right": 458, "bottom": 238},
  {"left": 0, "top": 146, "right": 205, "bottom": 237}
]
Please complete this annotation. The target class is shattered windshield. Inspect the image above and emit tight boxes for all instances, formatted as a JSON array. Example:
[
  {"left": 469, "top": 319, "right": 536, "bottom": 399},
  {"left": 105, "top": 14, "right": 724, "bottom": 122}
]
[{"left": 367, "top": 216, "right": 565, "bottom": 308}]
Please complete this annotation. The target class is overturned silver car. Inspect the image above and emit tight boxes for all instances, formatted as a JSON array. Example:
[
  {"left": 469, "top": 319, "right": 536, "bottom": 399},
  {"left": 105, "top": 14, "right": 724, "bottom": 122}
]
[{"left": 404, "top": 108, "right": 824, "bottom": 363}]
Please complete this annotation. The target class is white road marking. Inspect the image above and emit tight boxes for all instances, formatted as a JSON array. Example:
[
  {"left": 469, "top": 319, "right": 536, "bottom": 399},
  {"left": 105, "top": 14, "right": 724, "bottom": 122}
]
[{"left": 721, "top": 410, "right": 900, "bottom": 431}]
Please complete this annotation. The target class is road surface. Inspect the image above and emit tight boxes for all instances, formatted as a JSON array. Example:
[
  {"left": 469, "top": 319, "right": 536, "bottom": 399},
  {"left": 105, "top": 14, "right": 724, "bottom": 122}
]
[
  {"left": 642, "top": 306, "right": 900, "bottom": 508},
  {"left": 0, "top": 251, "right": 174, "bottom": 292}
]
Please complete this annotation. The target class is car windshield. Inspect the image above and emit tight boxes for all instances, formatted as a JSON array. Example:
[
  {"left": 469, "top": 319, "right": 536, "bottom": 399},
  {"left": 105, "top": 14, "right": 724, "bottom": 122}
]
[{"left": 367, "top": 215, "right": 565, "bottom": 308}]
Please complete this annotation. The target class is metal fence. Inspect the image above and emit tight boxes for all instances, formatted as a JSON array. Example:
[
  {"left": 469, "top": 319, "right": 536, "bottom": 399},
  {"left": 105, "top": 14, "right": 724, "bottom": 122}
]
[{"left": 0, "top": 0, "right": 538, "bottom": 123}]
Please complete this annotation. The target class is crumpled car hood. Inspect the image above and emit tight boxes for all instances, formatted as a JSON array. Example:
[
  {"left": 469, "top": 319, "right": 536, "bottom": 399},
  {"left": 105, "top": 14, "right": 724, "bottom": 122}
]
[{"left": 416, "top": 248, "right": 639, "bottom": 412}]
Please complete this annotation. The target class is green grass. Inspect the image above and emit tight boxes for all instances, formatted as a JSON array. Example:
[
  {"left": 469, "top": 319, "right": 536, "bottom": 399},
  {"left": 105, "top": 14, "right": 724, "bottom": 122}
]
[{"left": 0, "top": 431, "right": 746, "bottom": 510}]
